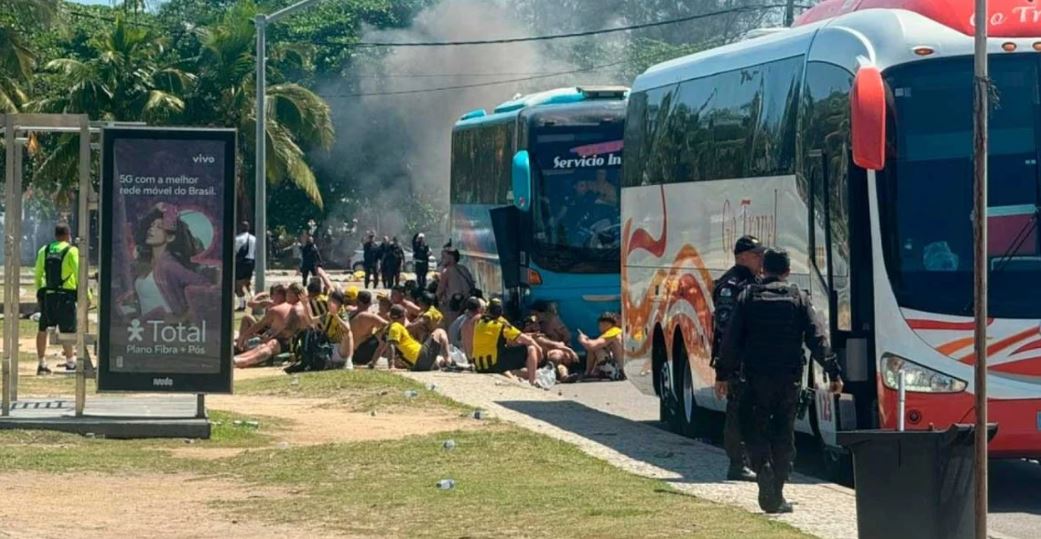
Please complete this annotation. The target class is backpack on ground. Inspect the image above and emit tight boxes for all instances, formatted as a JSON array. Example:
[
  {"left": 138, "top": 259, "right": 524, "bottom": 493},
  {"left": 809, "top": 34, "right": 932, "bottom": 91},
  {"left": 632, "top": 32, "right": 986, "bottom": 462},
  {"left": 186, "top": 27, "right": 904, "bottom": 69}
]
[
  {"left": 44, "top": 244, "right": 72, "bottom": 291},
  {"left": 286, "top": 328, "right": 335, "bottom": 372}
]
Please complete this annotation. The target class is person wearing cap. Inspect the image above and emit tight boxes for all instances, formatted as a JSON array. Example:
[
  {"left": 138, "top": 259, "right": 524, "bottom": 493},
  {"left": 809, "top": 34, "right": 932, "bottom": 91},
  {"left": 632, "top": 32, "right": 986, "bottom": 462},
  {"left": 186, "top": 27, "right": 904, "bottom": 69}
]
[
  {"left": 716, "top": 248, "right": 843, "bottom": 514},
  {"left": 578, "top": 312, "right": 624, "bottom": 380},
  {"left": 343, "top": 286, "right": 360, "bottom": 309},
  {"left": 711, "top": 234, "right": 766, "bottom": 482}
]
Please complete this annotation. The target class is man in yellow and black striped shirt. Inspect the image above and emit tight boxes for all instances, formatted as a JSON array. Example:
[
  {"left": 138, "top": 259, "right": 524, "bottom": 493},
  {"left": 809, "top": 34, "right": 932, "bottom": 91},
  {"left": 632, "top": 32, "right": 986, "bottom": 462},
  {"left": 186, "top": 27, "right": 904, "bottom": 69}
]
[
  {"left": 319, "top": 290, "right": 354, "bottom": 369},
  {"left": 471, "top": 299, "right": 541, "bottom": 385}
]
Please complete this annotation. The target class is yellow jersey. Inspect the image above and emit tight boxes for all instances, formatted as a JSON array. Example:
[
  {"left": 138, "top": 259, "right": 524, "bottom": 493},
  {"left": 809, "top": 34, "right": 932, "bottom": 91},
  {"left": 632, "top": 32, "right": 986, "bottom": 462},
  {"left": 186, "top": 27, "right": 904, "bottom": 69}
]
[
  {"left": 472, "top": 316, "right": 521, "bottom": 371},
  {"left": 387, "top": 321, "right": 422, "bottom": 365},
  {"left": 322, "top": 311, "right": 348, "bottom": 343}
]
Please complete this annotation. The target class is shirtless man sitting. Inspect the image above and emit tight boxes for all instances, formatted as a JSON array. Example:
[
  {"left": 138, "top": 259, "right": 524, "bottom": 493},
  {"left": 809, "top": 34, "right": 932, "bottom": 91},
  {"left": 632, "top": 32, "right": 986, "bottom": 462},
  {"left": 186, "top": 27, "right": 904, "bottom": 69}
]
[
  {"left": 237, "top": 284, "right": 287, "bottom": 350},
  {"left": 234, "top": 283, "right": 310, "bottom": 368},
  {"left": 522, "top": 315, "right": 580, "bottom": 378},
  {"left": 578, "top": 312, "right": 625, "bottom": 380},
  {"left": 391, "top": 285, "right": 421, "bottom": 320},
  {"left": 349, "top": 290, "right": 388, "bottom": 367}
]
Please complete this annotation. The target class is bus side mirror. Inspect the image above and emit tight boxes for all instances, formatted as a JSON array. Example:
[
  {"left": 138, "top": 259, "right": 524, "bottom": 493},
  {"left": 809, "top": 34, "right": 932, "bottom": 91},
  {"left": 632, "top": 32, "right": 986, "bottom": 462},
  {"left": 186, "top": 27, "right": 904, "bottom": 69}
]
[
  {"left": 851, "top": 66, "right": 886, "bottom": 171},
  {"left": 512, "top": 150, "right": 532, "bottom": 211}
]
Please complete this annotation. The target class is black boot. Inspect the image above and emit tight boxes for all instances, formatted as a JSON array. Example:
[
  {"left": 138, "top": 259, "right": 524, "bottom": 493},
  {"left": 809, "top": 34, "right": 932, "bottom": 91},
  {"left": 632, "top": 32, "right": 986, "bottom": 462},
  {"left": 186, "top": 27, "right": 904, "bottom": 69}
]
[{"left": 757, "top": 462, "right": 782, "bottom": 512}]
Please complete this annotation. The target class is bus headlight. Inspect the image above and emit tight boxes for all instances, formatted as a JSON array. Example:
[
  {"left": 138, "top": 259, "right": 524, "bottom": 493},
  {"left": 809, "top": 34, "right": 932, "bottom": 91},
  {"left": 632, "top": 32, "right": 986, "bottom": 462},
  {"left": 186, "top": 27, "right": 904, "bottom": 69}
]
[{"left": 881, "top": 354, "right": 967, "bottom": 393}]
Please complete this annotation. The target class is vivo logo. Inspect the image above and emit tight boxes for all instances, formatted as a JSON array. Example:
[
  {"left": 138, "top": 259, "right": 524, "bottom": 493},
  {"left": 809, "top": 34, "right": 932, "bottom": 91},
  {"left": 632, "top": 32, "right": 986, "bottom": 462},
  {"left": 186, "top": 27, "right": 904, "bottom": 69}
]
[
  {"left": 192, "top": 153, "right": 216, "bottom": 164},
  {"left": 153, "top": 377, "right": 174, "bottom": 387}
]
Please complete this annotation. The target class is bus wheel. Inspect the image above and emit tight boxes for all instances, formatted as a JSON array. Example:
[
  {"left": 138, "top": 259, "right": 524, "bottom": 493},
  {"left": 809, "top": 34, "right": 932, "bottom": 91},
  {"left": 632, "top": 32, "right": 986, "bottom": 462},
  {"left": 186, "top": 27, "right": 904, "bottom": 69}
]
[
  {"left": 679, "top": 358, "right": 712, "bottom": 438},
  {"left": 822, "top": 444, "right": 854, "bottom": 486},
  {"left": 658, "top": 361, "right": 683, "bottom": 434}
]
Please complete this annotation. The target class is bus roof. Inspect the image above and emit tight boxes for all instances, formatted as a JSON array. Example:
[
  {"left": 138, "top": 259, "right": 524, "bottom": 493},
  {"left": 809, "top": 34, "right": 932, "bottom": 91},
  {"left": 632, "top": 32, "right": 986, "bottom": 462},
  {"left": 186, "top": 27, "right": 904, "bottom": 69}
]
[
  {"left": 632, "top": 1, "right": 1041, "bottom": 94},
  {"left": 454, "top": 86, "right": 628, "bottom": 130}
]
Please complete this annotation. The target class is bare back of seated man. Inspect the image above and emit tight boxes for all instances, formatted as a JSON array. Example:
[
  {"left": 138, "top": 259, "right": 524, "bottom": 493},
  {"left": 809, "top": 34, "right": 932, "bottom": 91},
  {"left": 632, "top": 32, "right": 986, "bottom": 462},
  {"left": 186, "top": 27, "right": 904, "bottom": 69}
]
[{"left": 349, "top": 291, "right": 388, "bottom": 366}]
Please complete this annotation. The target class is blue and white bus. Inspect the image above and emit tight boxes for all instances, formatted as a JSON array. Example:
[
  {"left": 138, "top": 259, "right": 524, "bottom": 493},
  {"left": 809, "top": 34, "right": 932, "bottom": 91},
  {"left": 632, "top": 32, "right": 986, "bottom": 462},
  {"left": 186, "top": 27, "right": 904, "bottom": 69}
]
[{"left": 450, "top": 86, "right": 627, "bottom": 338}]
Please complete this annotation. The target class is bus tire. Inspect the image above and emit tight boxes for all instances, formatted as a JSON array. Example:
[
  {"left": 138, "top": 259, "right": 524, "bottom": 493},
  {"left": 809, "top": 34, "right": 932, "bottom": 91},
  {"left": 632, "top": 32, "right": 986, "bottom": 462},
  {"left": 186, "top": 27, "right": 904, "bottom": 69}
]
[{"left": 673, "top": 334, "right": 710, "bottom": 438}]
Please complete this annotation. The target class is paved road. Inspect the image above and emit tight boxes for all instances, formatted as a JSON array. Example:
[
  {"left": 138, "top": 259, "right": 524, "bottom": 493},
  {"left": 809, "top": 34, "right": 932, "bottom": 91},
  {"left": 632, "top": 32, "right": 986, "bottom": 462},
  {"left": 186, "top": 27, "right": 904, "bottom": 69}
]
[{"left": 556, "top": 381, "right": 1041, "bottom": 539}]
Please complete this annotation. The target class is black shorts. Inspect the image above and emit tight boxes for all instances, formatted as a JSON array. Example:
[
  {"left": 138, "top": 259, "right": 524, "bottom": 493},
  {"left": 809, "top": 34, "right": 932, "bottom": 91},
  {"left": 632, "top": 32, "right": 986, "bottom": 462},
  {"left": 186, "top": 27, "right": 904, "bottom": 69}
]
[
  {"left": 235, "top": 259, "right": 255, "bottom": 281},
  {"left": 410, "top": 339, "right": 441, "bottom": 372},
  {"left": 38, "top": 292, "right": 76, "bottom": 333},
  {"left": 476, "top": 346, "right": 528, "bottom": 374},
  {"left": 354, "top": 335, "right": 379, "bottom": 365}
]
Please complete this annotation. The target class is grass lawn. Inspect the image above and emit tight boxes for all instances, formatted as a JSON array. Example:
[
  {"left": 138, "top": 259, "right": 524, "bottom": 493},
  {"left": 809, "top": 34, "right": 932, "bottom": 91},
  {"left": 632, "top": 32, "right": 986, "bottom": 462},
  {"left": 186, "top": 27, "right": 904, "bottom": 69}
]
[{"left": 2, "top": 366, "right": 809, "bottom": 537}]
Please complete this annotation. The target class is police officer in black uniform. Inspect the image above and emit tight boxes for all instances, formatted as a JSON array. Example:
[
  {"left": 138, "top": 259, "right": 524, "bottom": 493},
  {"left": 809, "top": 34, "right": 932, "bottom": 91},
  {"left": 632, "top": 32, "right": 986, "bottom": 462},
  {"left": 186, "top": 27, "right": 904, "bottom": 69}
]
[
  {"left": 716, "top": 248, "right": 843, "bottom": 514},
  {"left": 712, "top": 235, "right": 765, "bottom": 481}
]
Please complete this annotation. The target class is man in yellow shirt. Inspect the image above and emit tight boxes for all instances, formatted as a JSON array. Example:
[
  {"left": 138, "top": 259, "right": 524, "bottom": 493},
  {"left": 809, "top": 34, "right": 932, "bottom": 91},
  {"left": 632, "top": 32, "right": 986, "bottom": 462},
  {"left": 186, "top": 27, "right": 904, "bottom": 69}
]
[
  {"left": 385, "top": 305, "right": 450, "bottom": 371},
  {"left": 471, "top": 299, "right": 541, "bottom": 385},
  {"left": 34, "top": 224, "right": 80, "bottom": 374},
  {"left": 578, "top": 312, "right": 625, "bottom": 380}
]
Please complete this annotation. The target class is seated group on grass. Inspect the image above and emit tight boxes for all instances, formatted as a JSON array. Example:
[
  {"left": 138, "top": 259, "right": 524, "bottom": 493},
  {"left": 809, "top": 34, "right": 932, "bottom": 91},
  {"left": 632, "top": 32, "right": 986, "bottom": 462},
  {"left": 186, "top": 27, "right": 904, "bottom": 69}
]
[{"left": 232, "top": 272, "right": 625, "bottom": 387}]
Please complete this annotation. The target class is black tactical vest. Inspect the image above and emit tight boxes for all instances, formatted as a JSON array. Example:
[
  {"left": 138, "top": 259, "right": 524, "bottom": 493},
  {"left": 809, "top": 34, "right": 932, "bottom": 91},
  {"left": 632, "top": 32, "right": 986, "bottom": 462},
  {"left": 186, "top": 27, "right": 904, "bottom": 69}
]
[{"left": 742, "top": 282, "right": 806, "bottom": 377}]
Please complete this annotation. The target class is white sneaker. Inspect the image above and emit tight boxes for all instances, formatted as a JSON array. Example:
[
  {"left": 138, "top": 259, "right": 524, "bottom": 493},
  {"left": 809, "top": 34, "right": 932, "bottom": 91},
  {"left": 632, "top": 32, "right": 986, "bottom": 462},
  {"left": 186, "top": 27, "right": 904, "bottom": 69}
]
[{"left": 344, "top": 358, "right": 355, "bottom": 370}]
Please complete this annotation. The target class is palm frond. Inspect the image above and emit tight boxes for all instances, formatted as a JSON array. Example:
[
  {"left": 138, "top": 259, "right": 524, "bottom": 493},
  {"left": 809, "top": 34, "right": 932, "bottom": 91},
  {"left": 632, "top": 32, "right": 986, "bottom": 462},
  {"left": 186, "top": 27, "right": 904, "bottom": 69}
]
[{"left": 267, "top": 83, "right": 334, "bottom": 150}]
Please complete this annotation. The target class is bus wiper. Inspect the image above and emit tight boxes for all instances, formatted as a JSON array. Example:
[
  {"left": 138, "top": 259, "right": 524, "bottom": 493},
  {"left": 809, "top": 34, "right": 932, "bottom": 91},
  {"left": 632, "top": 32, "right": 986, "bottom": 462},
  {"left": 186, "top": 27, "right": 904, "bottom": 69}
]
[{"left": 990, "top": 206, "right": 1039, "bottom": 277}]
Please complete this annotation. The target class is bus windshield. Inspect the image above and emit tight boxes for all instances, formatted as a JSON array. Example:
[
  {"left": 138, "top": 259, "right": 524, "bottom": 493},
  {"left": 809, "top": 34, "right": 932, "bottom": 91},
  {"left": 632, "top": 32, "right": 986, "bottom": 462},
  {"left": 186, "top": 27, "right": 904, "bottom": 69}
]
[
  {"left": 531, "top": 123, "right": 624, "bottom": 273},
  {"left": 880, "top": 55, "right": 1041, "bottom": 318}
]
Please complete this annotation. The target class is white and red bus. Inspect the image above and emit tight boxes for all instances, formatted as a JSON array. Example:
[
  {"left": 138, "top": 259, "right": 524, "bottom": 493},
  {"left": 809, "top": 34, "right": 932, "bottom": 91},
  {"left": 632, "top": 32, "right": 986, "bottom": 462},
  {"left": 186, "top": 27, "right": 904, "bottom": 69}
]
[{"left": 621, "top": 0, "right": 1041, "bottom": 473}]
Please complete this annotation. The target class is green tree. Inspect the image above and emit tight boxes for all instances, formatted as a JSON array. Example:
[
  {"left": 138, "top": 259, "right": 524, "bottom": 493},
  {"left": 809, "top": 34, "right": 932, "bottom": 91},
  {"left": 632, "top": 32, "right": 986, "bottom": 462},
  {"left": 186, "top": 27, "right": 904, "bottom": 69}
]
[
  {"left": 188, "top": 1, "right": 334, "bottom": 212},
  {"left": 0, "top": 0, "right": 59, "bottom": 111},
  {"left": 30, "top": 13, "right": 193, "bottom": 195}
]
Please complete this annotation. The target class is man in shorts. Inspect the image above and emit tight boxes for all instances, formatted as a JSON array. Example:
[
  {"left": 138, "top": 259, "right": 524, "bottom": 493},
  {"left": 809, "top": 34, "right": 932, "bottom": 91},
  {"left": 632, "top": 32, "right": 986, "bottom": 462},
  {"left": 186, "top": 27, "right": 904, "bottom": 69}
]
[
  {"left": 234, "top": 221, "right": 256, "bottom": 311},
  {"left": 385, "top": 305, "right": 450, "bottom": 372},
  {"left": 578, "top": 312, "right": 625, "bottom": 380},
  {"left": 349, "top": 291, "right": 388, "bottom": 367},
  {"left": 320, "top": 290, "right": 355, "bottom": 369},
  {"left": 234, "top": 283, "right": 310, "bottom": 368},
  {"left": 471, "top": 299, "right": 541, "bottom": 384},
  {"left": 34, "top": 224, "right": 80, "bottom": 374}
]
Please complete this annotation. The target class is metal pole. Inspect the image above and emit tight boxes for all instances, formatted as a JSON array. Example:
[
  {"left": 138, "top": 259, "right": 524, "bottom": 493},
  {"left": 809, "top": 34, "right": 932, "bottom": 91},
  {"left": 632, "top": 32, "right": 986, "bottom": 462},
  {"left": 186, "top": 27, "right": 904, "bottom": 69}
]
[
  {"left": 10, "top": 138, "right": 23, "bottom": 402},
  {"left": 254, "top": 14, "right": 268, "bottom": 299},
  {"left": 784, "top": 0, "right": 795, "bottom": 26},
  {"left": 2, "top": 114, "right": 15, "bottom": 416},
  {"left": 972, "top": 1, "right": 989, "bottom": 537},
  {"left": 75, "top": 115, "right": 90, "bottom": 417}
]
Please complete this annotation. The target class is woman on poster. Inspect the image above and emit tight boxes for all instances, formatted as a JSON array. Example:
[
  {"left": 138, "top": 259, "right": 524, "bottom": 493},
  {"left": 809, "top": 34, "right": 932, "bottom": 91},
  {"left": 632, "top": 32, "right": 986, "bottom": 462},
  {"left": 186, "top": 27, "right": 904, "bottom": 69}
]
[{"left": 129, "top": 203, "right": 217, "bottom": 321}]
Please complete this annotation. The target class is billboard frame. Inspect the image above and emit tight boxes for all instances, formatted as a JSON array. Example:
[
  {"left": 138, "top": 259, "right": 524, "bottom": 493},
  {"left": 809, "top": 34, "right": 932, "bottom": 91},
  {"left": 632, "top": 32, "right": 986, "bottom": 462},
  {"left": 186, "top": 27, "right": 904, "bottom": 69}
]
[{"left": 98, "top": 127, "right": 236, "bottom": 394}]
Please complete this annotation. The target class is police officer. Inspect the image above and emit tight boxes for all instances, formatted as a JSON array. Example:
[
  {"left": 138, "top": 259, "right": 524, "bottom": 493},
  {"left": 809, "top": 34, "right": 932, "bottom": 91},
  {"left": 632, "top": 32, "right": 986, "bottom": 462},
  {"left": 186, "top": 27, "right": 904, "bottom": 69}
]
[
  {"left": 715, "top": 248, "right": 843, "bottom": 514},
  {"left": 712, "top": 235, "right": 765, "bottom": 481}
]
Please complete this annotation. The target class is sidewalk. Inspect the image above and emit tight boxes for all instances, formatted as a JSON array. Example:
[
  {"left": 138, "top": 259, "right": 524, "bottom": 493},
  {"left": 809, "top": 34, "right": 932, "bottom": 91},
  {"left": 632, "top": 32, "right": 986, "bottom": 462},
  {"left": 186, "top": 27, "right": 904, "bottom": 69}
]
[{"left": 404, "top": 371, "right": 857, "bottom": 539}]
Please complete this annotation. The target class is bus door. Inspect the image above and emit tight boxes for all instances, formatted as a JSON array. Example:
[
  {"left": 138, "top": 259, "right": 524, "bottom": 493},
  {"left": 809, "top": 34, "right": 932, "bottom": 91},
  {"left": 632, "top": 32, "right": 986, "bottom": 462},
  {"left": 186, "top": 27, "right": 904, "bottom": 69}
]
[{"left": 490, "top": 205, "right": 529, "bottom": 319}]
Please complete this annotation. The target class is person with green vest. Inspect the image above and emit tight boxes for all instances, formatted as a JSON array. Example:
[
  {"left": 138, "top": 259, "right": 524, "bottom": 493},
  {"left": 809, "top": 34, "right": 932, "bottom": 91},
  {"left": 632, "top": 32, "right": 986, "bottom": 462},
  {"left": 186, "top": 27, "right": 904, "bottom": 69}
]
[{"left": 34, "top": 223, "right": 80, "bottom": 375}]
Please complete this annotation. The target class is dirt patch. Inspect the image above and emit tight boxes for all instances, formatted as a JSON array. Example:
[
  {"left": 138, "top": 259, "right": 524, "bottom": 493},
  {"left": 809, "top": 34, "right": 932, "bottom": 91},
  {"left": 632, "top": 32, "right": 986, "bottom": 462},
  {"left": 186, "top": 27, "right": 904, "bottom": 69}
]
[
  {"left": 206, "top": 395, "right": 483, "bottom": 447},
  {"left": 0, "top": 472, "right": 347, "bottom": 539}
]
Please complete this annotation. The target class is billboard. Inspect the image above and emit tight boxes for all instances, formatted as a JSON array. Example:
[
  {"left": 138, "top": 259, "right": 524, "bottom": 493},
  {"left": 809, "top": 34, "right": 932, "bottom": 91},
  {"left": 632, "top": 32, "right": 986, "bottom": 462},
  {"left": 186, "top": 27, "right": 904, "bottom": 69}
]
[{"left": 99, "top": 128, "right": 236, "bottom": 393}]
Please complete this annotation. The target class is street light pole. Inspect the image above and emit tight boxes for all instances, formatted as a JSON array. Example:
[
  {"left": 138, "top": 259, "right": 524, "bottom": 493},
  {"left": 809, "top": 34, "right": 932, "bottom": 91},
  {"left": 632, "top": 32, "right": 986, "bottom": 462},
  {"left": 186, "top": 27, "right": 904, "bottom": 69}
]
[
  {"left": 254, "top": 14, "right": 267, "bottom": 296},
  {"left": 971, "top": 0, "right": 989, "bottom": 537},
  {"left": 254, "top": 0, "right": 326, "bottom": 297}
]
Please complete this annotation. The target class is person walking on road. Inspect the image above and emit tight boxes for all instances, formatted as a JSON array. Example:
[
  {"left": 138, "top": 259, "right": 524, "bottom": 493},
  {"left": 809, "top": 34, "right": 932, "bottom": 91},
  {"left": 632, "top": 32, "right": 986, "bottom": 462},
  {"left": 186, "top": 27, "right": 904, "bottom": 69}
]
[
  {"left": 716, "top": 248, "right": 843, "bottom": 514},
  {"left": 363, "top": 232, "right": 380, "bottom": 289},
  {"left": 299, "top": 232, "right": 322, "bottom": 287},
  {"left": 233, "top": 221, "right": 257, "bottom": 311},
  {"left": 712, "top": 235, "right": 765, "bottom": 482},
  {"left": 412, "top": 232, "right": 431, "bottom": 291},
  {"left": 34, "top": 223, "right": 81, "bottom": 374}
]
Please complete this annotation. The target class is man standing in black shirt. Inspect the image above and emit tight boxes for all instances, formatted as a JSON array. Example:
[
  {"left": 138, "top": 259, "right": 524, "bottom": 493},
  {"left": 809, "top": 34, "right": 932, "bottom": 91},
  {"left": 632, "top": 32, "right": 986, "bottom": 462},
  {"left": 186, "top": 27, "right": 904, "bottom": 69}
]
[
  {"left": 363, "top": 233, "right": 380, "bottom": 289},
  {"left": 381, "top": 237, "right": 404, "bottom": 289},
  {"left": 412, "top": 233, "right": 431, "bottom": 291},
  {"left": 712, "top": 235, "right": 764, "bottom": 482},
  {"left": 299, "top": 232, "right": 322, "bottom": 287},
  {"left": 717, "top": 248, "right": 843, "bottom": 514}
]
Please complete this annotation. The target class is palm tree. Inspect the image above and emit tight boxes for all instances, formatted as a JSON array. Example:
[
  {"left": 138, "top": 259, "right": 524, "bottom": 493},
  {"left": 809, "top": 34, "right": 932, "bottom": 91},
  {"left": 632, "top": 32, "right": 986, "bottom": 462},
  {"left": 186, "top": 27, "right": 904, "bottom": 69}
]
[
  {"left": 0, "top": 0, "right": 59, "bottom": 111},
  {"left": 31, "top": 14, "right": 193, "bottom": 194},
  {"left": 190, "top": 2, "right": 333, "bottom": 210}
]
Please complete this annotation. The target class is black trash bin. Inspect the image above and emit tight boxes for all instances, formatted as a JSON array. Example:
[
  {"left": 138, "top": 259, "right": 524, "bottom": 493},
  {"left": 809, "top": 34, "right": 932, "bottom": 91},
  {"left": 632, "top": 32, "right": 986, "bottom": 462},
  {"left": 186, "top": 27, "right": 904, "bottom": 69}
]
[{"left": 837, "top": 424, "right": 997, "bottom": 539}]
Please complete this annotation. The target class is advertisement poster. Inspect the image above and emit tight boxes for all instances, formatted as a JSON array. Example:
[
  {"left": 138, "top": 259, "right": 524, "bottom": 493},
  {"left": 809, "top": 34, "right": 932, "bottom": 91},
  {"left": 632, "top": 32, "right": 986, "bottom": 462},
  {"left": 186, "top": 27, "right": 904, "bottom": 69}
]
[{"left": 99, "top": 128, "right": 235, "bottom": 393}]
